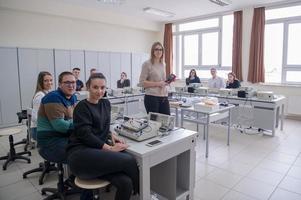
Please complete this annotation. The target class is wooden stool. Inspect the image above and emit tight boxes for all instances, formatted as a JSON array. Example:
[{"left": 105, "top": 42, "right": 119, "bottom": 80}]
[
  {"left": 75, "top": 177, "right": 110, "bottom": 200},
  {"left": 0, "top": 128, "right": 31, "bottom": 170}
]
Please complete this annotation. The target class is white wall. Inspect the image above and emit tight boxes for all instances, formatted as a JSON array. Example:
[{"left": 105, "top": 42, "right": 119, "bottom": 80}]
[{"left": 0, "top": 8, "right": 161, "bottom": 53}]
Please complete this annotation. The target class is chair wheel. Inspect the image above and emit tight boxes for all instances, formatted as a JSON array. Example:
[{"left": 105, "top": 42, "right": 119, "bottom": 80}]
[
  {"left": 41, "top": 191, "right": 46, "bottom": 195},
  {"left": 27, "top": 160, "right": 31, "bottom": 163},
  {"left": 23, "top": 174, "right": 27, "bottom": 179},
  {"left": 3, "top": 167, "right": 6, "bottom": 170},
  {"left": 28, "top": 152, "right": 32, "bottom": 156}
]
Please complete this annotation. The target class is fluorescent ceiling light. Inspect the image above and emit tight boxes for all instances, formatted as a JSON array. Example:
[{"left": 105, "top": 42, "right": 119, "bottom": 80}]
[
  {"left": 209, "top": 0, "right": 232, "bottom": 6},
  {"left": 97, "top": 0, "right": 125, "bottom": 5},
  {"left": 143, "top": 7, "right": 175, "bottom": 17}
]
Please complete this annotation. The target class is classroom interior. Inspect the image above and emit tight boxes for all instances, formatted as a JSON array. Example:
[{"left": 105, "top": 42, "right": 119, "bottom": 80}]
[{"left": 0, "top": 0, "right": 301, "bottom": 200}]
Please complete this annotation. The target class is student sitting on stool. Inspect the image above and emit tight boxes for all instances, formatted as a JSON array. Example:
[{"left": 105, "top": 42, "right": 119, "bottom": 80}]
[{"left": 67, "top": 73, "right": 139, "bottom": 200}]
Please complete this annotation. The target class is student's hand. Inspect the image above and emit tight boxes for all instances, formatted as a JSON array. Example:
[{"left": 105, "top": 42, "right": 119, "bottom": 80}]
[
  {"left": 112, "top": 134, "right": 126, "bottom": 144},
  {"left": 111, "top": 143, "right": 129, "bottom": 152}
]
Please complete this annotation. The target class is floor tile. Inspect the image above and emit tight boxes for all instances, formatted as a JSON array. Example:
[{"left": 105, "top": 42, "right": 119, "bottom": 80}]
[
  {"left": 288, "top": 166, "right": 301, "bottom": 180},
  {"left": 0, "top": 170, "right": 23, "bottom": 187},
  {"left": 269, "top": 188, "right": 301, "bottom": 200},
  {"left": 279, "top": 176, "right": 301, "bottom": 195},
  {"left": 222, "top": 190, "right": 258, "bottom": 200},
  {"left": 219, "top": 160, "right": 255, "bottom": 176},
  {"left": 257, "top": 159, "right": 291, "bottom": 174},
  {"left": 233, "top": 177, "right": 276, "bottom": 200},
  {"left": 194, "top": 179, "right": 229, "bottom": 200},
  {"left": 247, "top": 167, "right": 285, "bottom": 186},
  {"left": 205, "top": 168, "right": 243, "bottom": 188},
  {"left": 0, "top": 180, "right": 37, "bottom": 200},
  {"left": 266, "top": 152, "right": 297, "bottom": 165}
]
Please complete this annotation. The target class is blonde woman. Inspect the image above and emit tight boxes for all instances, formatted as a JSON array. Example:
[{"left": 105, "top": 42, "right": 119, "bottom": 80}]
[
  {"left": 139, "top": 42, "right": 170, "bottom": 115},
  {"left": 31, "top": 71, "right": 53, "bottom": 140}
]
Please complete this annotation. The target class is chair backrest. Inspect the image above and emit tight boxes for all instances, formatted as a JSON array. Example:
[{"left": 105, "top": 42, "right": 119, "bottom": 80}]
[
  {"left": 26, "top": 108, "right": 32, "bottom": 129},
  {"left": 16, "top": 110, "right": 27, "bottom": 123}
]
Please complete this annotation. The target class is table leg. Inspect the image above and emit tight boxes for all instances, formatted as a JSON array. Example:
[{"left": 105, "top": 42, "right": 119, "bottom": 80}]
[
  {"left": 281, "top": 103, "right": 284, "bottom": 131},
  {"left": 176, "top": 107, "right": 179, "bottom": 127},
  {"left": 205, "top": 114, "right": 209, "bottom": 158},
  {"left": 197, "top": 113, "right": 199, "bottom": 132},
  {"left": 138, "top": 159, "right": 150, "bottom": 200},
  {"left": 203, "top": 125, "right": 206, "bottom": 140},
  {"left": 181, "top": 110, "right": 184, "bottom": 128},
  {"left": 227, "top": 110, "right": 231, "bottom": 146}
]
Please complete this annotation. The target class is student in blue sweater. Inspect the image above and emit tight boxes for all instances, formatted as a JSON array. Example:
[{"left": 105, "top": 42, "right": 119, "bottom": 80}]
[{"left": 37, "top": 71, "right": 77, "bottom": 163}]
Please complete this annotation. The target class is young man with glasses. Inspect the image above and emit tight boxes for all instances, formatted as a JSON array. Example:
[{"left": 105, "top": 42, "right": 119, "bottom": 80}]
[{"left": 37, "top": 71, "right": 77, "bottom": 163}]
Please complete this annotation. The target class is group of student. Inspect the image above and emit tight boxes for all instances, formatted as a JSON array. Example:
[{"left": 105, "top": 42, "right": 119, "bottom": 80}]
[
  {"left": 186, "top": 68, "right": 241, "bottom": 89},
  {"left": 73, "top": 67, "right": 131, "bottom": 92},
  {"left": 29, "top": 41, "right": 170, "bottom": 200}
]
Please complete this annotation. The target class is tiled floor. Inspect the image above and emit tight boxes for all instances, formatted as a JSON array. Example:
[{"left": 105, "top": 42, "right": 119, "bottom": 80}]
[{"left": 0, "top": 119, "right": 301, "bottom": 200}]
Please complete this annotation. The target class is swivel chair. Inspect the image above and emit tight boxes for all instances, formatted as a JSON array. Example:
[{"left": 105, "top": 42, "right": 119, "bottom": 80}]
[{"left": 22, "top": 108, "right": 57, "bottom": 185}]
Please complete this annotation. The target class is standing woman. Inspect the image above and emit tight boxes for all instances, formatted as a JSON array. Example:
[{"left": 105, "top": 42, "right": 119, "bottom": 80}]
[
  {"left": 31, "top": 71, "right": 53, "bottom": 140},
  {"left": 67, "top": 73, "right": 139, "bottom": 200},
  {"left": 139, "top": 42, "right": 170, "bottom": 115}
]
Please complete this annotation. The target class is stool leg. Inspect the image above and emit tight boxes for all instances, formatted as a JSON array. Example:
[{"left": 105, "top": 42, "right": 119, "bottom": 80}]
[
  {"left": 93, "top": 189, "right": 100, "bottom": 200},
  {"left": 17, "top": 151, "right": 31, "bottom": 156},
  {"left": 14, "top": 155, "right": 31, "bottom": 163},
  {"left": 2, "top": 135, "right": 16, "bottom": 170},
  {"left": 1, "top": 135, "right": 32, "bottom": 170},
  {"left": 0, "top": 154, "right": 9, "bottom": 161},
  {"left": 3, "top": 156, "right": 13, "bottom": 170}
]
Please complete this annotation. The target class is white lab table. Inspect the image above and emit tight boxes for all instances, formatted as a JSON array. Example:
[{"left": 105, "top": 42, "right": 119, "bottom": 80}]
[
  {"left": 180, "top": 104, "right": 234, "bottom": 158},
  {"left": 122, "top": 128, "right": 197, "bottom": 200},
  {"left": 172, "top": 92, "right": 285, "bottom": 136}
]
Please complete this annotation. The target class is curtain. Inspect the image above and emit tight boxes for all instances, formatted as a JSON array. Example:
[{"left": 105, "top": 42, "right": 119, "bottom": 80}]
[
  {"left": 232, "top": 10, "right": 243, "bottom": 81},
  {"left": 248, "top": 7, "right": 265, "bottom": 83},
  {"left": 164, "top": 23, "right": 173, "bottom": 77}
]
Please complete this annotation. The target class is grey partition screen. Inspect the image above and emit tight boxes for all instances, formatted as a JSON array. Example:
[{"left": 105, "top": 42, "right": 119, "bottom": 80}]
[
  {"left": 18, "top": 48, "right": 54, "bottom": 109},
  {"left": 0, "top": 47, "right": 21, "bottom": 127}
]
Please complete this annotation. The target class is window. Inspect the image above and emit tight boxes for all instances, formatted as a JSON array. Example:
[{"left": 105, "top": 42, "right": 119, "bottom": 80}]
[
  {"left": 184, "top": 35, "right": 198, "bottom": 65},
  {"left": 179, "top": 18, "right": 219, "bottom": 31},
  {"left": 265, "top": 4, "right": 301, "bottom": 84},
  {"left": 173, "top": 14, "right": 233, "bottom": 79}
]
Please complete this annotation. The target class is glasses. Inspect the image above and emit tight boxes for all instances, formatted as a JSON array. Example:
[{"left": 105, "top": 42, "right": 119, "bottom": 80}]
[
  {"left": 62, "top": 81, "right": 76, "bottom": 86},
  {"left": 154, "top": 48, "right": 163, "bottom": 52}
]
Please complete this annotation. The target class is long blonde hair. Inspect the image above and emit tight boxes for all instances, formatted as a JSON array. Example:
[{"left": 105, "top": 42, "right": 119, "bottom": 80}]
[
  {"left": 34, "top": 71, "right": 52, "bottom": 94},
  {"left": 150, "top": 42, "right": 164, "bottom": 65}
]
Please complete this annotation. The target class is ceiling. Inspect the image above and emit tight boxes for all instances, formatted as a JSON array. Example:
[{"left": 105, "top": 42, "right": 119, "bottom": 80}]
[{"left": 56, "top": 0, "right": 293, "bottom": 22}]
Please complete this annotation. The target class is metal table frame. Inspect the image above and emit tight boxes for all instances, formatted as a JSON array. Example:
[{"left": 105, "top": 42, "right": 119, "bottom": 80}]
[{"left": 180, "top": 105, "right": 234, "bottom": 158}]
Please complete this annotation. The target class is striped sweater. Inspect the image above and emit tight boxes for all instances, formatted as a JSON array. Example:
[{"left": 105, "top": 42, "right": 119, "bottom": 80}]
[{"left": 37, "top": 88, "right": 77, "bottom": 147}]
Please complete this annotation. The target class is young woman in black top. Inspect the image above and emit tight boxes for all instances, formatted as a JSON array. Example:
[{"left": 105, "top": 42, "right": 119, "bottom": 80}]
[
  {"left": 185, "top": 69, "right": 201, "bottom": 86},
  {"left": 67, "top": 73, "right": 139, "bottom": 200},
  {"left": 117, "top": 72, "right": 130, "bottom": 88},
  {"left": 226, "top": 72, "right": 241, "bottom": 89}
]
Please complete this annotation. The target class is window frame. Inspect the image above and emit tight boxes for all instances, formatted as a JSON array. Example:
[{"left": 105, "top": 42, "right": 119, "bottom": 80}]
[
  {"left": 265, "top": 4, "right": 301, "bottom": 84},
  {"left": 173, "top": 14, "right": 232, "bottom": 79}
]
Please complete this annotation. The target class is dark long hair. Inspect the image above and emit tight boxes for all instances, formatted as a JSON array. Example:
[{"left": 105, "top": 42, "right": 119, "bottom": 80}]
[
  {"left": 86, "top": 73, "right": 106, "bottom": 88},
  {"left": 189, "top": 69, "right": 198, "bottom": 79}
]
